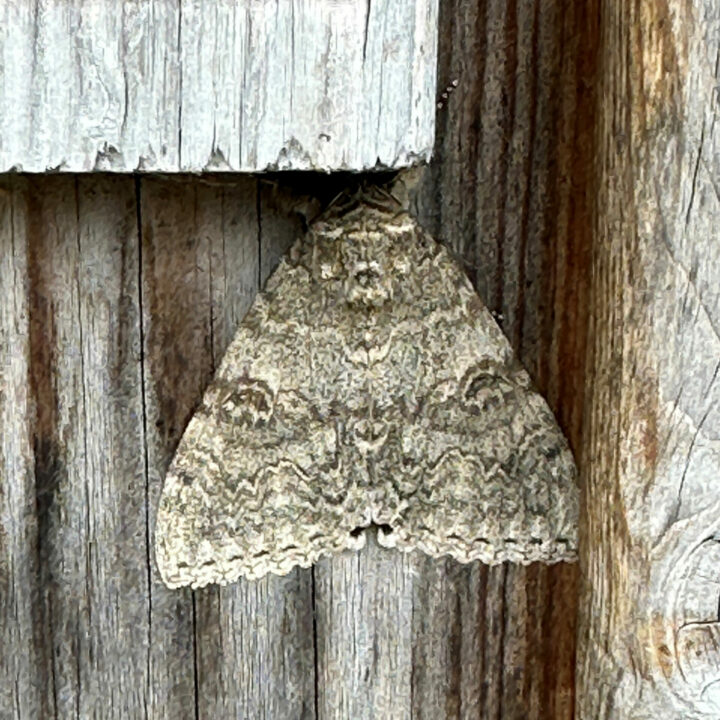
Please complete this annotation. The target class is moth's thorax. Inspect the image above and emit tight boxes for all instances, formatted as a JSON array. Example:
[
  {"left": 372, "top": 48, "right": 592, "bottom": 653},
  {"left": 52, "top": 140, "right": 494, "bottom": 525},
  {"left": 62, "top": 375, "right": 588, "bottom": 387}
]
[{"left": 308, "top": 207, "right": 419, "bottom": 311}]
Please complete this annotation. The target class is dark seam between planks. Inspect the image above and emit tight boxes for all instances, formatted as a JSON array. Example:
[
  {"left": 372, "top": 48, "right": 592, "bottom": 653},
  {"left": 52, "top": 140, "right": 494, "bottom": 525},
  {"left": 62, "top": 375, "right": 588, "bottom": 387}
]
[{"left": 135, "top": 176, "right": 153, "bottom": 720}]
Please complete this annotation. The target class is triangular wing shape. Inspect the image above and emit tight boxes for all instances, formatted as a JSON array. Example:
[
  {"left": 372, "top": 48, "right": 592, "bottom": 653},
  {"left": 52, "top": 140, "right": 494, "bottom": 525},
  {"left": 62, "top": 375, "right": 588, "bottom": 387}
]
[
  {"left": 363, "top": 236, "right": 577, "bottom": 563},
  {"left": 155, "top": 194, "right": 578, "bottom": 588}
]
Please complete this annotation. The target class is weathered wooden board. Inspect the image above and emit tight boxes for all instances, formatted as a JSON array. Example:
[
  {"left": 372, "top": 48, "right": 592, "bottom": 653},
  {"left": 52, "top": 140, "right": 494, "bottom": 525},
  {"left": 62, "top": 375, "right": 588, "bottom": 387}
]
[
  {"left": 0, "top": 0, "right": 438, "bottom": 173},
  {"left": 139, "top": 177, "right": 317, "bottom": 719},
  {"left": 0, "top": 175, "right": 152, "bottom": 718},
  {"left": 409, "top": 0, "right": 593, "bottom": 715},
  {"left": 0, "top": 1, "right": 594, "bottom": 718},
  {"left": 0, "top": 178, "right": 43, "bottom": 719},
  {"left": 576, "top": 1, "right": 720, "bottom": 718}
]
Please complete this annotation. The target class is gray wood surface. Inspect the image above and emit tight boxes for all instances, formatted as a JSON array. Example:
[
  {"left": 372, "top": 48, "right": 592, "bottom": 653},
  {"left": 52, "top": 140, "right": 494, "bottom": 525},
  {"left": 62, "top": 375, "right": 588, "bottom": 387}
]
[
  {"left": 0, "top": 177, "right": 43, "bottom": 719},
  {"left": 410, "top": 2, "right": 592, "bottom": 716},
  {"left": 576, "top": 1, "right": 720, "bottom": 718},
  {"left": 140, "top": 177, "right": 316, "bottom": 719},
  {"left": 0, "top": 1, "right": 592, "bottom": 717},
  {"left": 0, "top": 0, "right": 437, "bottom": 173}
]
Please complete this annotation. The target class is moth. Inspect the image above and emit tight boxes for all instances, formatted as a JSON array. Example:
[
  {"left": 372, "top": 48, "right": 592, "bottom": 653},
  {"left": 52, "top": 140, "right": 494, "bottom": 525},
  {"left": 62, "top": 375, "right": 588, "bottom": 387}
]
[{"left": 155, "top": 191, "right": 578, "bottom": 589}]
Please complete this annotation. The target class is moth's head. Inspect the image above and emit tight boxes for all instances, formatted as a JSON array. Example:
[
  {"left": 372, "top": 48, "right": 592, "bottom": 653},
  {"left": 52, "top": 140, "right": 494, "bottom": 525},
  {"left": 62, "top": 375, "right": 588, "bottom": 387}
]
[{"left": 307, "top": 198, "right": 417, "bottom": 309}]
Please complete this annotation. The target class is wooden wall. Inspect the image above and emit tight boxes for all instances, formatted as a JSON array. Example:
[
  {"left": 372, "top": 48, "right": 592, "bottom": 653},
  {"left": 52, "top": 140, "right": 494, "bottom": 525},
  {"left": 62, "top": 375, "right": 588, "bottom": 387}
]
[{"left": 0, "top": 2, "right": 598, "bottom": 718}]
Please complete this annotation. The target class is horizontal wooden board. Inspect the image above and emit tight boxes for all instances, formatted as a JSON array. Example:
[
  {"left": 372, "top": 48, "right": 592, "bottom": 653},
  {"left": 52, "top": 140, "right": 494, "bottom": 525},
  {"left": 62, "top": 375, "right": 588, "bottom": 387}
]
[{"left": 0, "top": 0, "right": 438, "bottom": 173}]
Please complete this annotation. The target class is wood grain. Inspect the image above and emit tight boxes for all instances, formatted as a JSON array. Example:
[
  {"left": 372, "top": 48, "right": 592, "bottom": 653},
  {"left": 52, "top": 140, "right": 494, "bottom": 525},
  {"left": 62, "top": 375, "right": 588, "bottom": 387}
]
[
  {"left": 0, "top": 0, "right": 437, "bottom": 173},
  {"left": 0, "top": 176, "right": 46, "bottom": 720},
  {"left": 0, "top": 176, "right": 152, "bottom": 718},
  {"left": 576, "top": 1, "right": 720, "bottom": 717},
  {"left": 140, "top": 177, "right": 316, "bottom": 719},
  {"left": 411, "top": 1, "right": 595, "bottom": 716}
]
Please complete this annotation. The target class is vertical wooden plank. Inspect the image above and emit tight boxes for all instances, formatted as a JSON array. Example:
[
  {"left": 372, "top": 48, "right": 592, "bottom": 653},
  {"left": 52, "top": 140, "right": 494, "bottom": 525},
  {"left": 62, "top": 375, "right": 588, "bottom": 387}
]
[
  {"left": 577, "top": 1, "right": 720, "bottom": 717},
  {"left": 362, "top": 0, "right": 438, "bottom": 163},
  {"left": 315, "top": 535, "right": 415, "bottom": 720},
  {"left": 411, "top": 0, "right": 595, "bottom": 717},
  {"left": 141, "top": 177, "right": 213, "bottom": 719},
  {"left": 0, "top": 5, "right": 34, "bottom": 170},
  {"left": 74, "top": 176, "right": 149, "bottom": 716},
  {"left": 141, "top": 177, "right": 316, "bottom": 719},
  {"left": 0, "top": 177, "right": 47, "bottom": 719},
  {"left": 11, "top": 1, "right": 82, "bottom": 170},
  {"left": 6, "top": 176, "right": 150, "bottom": 718},
  {"left": 409, "top": 560, "right": 488, "bottom": 719},
  {"left": 312, "top": 1, "right": 593, "bottom": 715},
  {"left": 25, "top": 177, "right": 90, "bottom": 718},
  {"left": 198, "top": 179, "right": 316, "bottom": 720},
  {"left": 178, "top": 2, "right": 245, "bottom": 170}
]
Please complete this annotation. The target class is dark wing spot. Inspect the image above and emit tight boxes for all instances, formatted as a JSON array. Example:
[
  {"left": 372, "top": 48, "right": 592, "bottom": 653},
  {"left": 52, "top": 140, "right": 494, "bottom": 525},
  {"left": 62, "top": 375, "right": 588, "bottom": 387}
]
[
  {"left": 464, "top": 372, "right": 499, "bottom": 400},
  {"left": 176, "top": 469, "right": 194, "bottom": 487},
  {"left": 217, "top": 378, "right": 275, "bottom": 427}
]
